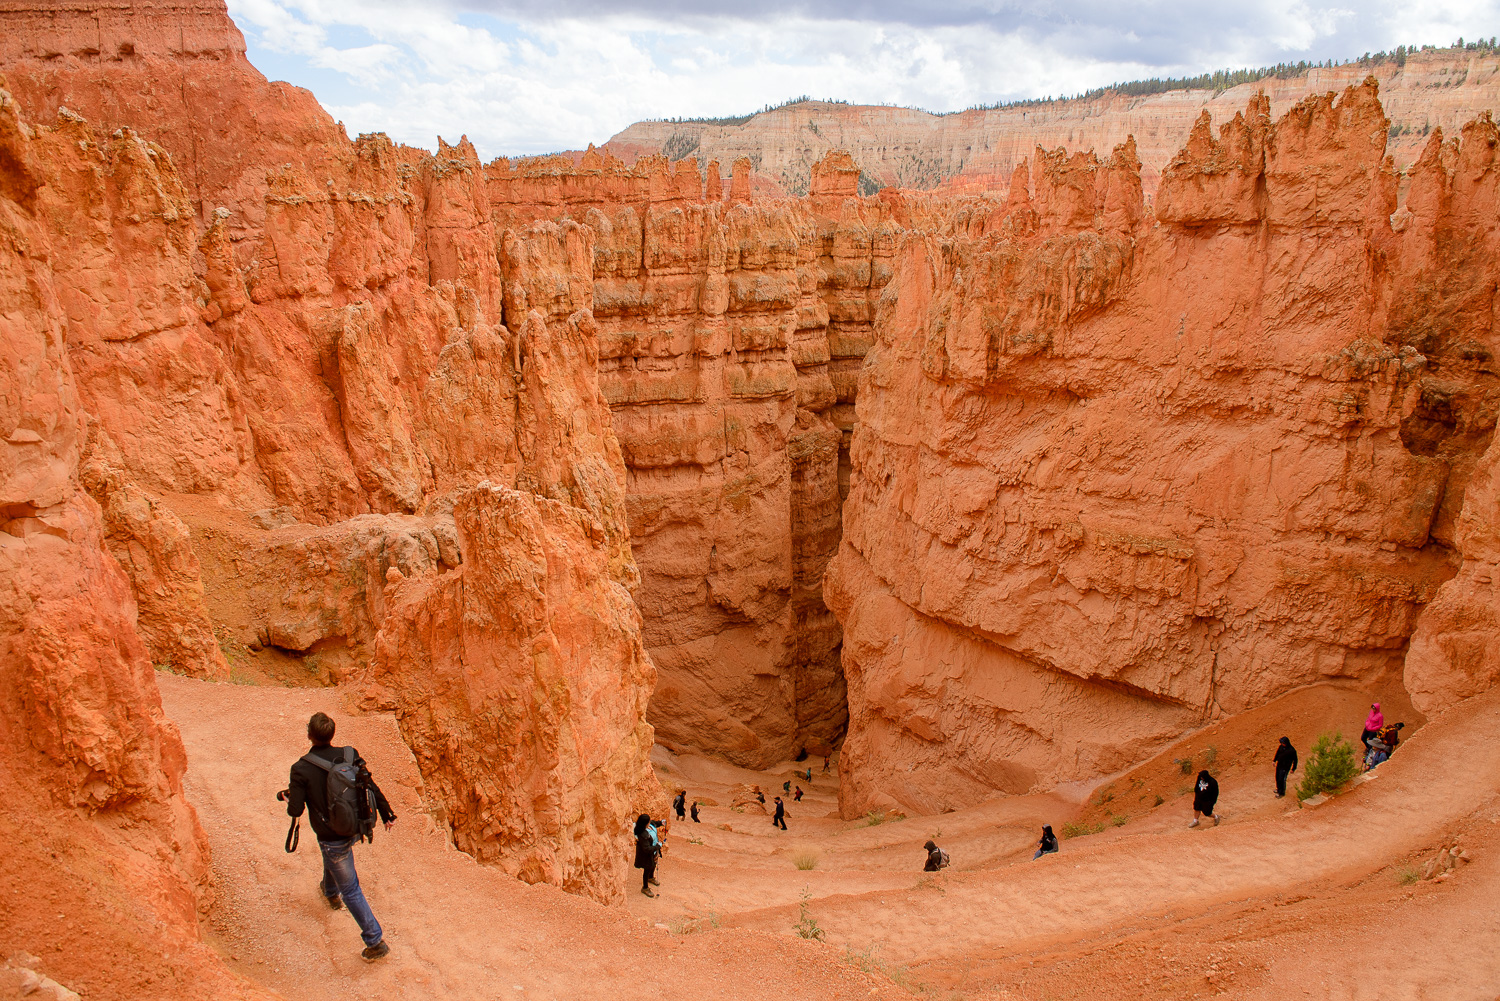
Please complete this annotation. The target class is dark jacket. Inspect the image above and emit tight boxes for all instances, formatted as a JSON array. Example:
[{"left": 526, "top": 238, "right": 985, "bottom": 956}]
[
  {"left": 773, "top": 800, "right": 786, "bottom": 820},
  {"left": 1274, "top": 741, "right": 1298, "bottom": 772},
  {"left": 1193, "top": 772, "right": 1220, "bottom": 813},
  {"left": 286, "top": 744, "right": 394, "bottom": 842},
  {"left": 1038, "top": 828, "right": 1059, "bottom": 854},
  {"left": 924, "top": 845, "right": 943, "bottom": 871},
  {"left": 633, "top": 824, "right": 659, "bottom": 869}
]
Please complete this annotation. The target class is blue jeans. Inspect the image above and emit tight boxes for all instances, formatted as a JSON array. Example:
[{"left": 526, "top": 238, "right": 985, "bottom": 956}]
[{"left": 318, "top": 837, "right": 383, "bottom": 947}]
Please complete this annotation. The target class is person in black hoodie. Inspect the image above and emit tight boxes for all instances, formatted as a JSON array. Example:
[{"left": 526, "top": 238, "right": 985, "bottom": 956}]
[
  {"left": 1189, "top": 769, "right": 1220, "bottom": 827},
  {"left": 633, "top": 813, "right": 660, "bottom": 896},
  {"left": 690, "top": 801, "right": 701, "bottom": 823},
  {"left": 285, "top": 712, "right": 396, "bottom": 961},
  {"left": 923, "top": 840, "right": 945, "bottom": 871},
  {"left": 1273, "top": 737, "right": 1298, "bottom": 798},
  {"left": 673, "top": 790, "right": 686, "bottom": 820},
  {"left": 772, "top": 796, "right": 787, "bottom": 830},
  {"left": 1033, "top": 825, "right": 1059, "bottom": 860}
]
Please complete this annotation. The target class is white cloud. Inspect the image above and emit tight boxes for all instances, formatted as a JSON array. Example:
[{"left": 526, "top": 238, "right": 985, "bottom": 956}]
[{"left": 224, "top": 0, "right": 1500, "bottom": 157}]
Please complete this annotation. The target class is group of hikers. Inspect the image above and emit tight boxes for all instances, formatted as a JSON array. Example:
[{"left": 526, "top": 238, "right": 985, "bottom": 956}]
[{"left": 283, "top": 699, "right": 1409, "bottom": 955}]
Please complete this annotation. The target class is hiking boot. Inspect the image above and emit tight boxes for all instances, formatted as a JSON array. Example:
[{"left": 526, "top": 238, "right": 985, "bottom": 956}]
[
  {"left": 1213, "top": 814, "right": 1221, "bottom": 826},
  {"left": 641, "top": 887, "right": 655, "bottom": 898},
  {"left": 648, "top": 877, "right": 660, "bottom": 886},
  {"left": 361, "top": 941, "right": 390, "bottom": 962},
  {"left": 326, "top": 894, "right": 343, "bottom": 910},
  {"left": 1188, "top": 818, "right": 1200, "bottom": 828}
]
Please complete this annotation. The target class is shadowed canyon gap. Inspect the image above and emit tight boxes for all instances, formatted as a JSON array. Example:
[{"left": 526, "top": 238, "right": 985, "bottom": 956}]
[{"left": 3, "top": 1, "right": 1500, "bottom": 997}]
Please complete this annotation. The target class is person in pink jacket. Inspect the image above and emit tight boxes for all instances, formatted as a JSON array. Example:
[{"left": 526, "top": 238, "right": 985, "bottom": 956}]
[{"left": 1361, "top": 703, "right": 1385, "bottom": 750}]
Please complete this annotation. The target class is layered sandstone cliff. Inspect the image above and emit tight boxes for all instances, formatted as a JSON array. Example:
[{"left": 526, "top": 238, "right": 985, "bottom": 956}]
[
  {"left": 478, "top": 149, "right": 902, "bottom": 763},
  {"left": 606, "top": 47, "right": 1500, "bottom": 197},
  {"left": 0, "top": 78, "right": 271, "bottom": 999},
  {"left": 829, "top": 82, "right": 1500, "bottom": 816},
  {"left": 0, "top": 1, "right": 868, "bottom": 768},
  {"left": 0, "top": 0, "right": 663, "bottom": 956}
]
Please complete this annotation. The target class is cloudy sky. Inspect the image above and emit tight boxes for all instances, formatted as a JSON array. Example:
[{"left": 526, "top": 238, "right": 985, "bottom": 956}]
[{"left": 226, "top": 0, "right": 1499, "bottom": 158}]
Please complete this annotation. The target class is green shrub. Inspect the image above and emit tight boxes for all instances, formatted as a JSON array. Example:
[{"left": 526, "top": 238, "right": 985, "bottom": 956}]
[
  {"left": 1060, "top": 820, "right": 1105, "bottom": 838},
  {"left": 1202, "top": 745, "right": 1219, "bottom": 768},
  {"left": 793, "top": 888, "right": 825, "bottom": 941},
  {"left": 1177, "top": 756, "right": 1194, "bottom": 775},
  {"left": 1153, "top": 794, "right": 1165, "bottom": 807},
  {"left": 863, "top": 809, "right": 888, "bottom": 827},
  {"left": 1296, "top": 731, "right": 1359, "bottom": 800},
  {"left": 1395, "top": 865, "right": 1421, "bottom": 886},
  {"left": 1111, "top": 813, "right": 1128, "bottom": 827}
]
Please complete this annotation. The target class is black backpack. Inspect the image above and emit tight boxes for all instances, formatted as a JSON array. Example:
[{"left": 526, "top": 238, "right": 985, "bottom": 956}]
[{"left": 303, "top": 747, "right": 375, "bottom": 841}]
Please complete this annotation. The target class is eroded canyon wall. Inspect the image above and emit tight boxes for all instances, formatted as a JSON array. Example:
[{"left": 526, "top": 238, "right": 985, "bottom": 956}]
[
  {"left": 830, "top": 82, "right": 1500, "bottom": 817},
  {"left": 0, "top": 0, "right": 663, "bottom": 931},
  {"left": 476, "top": 150, "right": 903, "bottom": 764},
  {"left": 0, "top": 1, "right": 874, "bottom": 769},
  {"left": 605, "top": 47, "right": 1500, "bottom": 197},
  {"left": 0, "top": 79, "right": 272, "bottom": 999}
]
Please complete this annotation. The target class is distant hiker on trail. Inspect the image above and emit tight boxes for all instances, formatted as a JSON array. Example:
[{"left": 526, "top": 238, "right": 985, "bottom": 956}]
[
  {"left": 1365, "top": 735, "right": 1391, "bottom": 771},
  {"left": 1033, "top": 825, "right": 1059, "bottom": 860},
  {"left": 690, "top": 801, "right": 701, "bottom": 823},
  {"left": 1273, "top": 737, "right": 1299, "bottom": 798},
  {"left": 1189, "top": 770, "right": 1220, "bottom": 827},
  {"left": 756, "top": 789, "right": 766, "bottom": 804},
  {"left": 634, "top": 813, "right": 661, "bottom": 897},
  {"left": 283, "top": 712, "right": 395, "bottom": 962},
  {"left": 783, "top": 779, "right": 792, "bottom": 793},
  {"left": 772, "top": 796, "right": 787, "bottom": 830},
  {"left": 823, "top": 756, "right": 830, "bottom": 773},
  {"left": 924, "top": 839, "right": 950, "bottom": 871},
  {"left": 673, "top": 790, "right": 686, "bottom": 820},
  {"left": 794, "top": 786, "right": 804, "bottom": 802},
  {"left": 1361, "top": 703, "right": 1385, "bottom": 750},
  {"left": 805, "top": 767, "right": 813, "bottom": 782},
  {"left": 1380, "top": 721, "right": 1405, "bottom": 753}
]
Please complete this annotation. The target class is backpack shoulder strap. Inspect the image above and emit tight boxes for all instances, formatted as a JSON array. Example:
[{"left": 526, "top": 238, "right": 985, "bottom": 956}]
[
  {"left": 343, "top": 746, "right": 355, "bottom": 764},
  {"left": 301, "top": 751, "right": 333, "bottom": 772}
]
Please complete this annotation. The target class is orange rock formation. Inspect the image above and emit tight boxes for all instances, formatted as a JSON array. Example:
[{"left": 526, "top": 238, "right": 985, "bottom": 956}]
[
  {"left": 829, "top": 82, "right": 1500, "bottom": 816},
  {"left": 605, "top": 48, "right": 1500, "bottom": 197},
  {"left": 0, "top": 15, "right": 662, "bottom": 996},
  {"left": 7, "top": 2, "right": 1500, "bottom": 995}
]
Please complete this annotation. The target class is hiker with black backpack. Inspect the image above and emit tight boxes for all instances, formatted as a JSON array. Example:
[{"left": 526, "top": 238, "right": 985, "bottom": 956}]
[{"left": 283, "top": 712, "right": 396, "bottom": 961}]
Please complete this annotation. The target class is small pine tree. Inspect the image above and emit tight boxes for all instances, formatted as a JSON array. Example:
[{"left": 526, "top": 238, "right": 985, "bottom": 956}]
[{"left": 1296, "top": 731, "right": 1359, "bottom": 800}]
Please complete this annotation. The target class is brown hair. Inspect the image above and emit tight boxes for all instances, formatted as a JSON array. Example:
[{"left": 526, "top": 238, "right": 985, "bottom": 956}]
[{"left": 307, "top": 712, "right": 335, "bottom": 745}]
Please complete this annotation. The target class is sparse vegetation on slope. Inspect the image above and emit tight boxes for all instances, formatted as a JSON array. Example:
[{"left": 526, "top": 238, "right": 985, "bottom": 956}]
[{"left": 1296, "top": 732, "right": 1360, "bottom": 801}]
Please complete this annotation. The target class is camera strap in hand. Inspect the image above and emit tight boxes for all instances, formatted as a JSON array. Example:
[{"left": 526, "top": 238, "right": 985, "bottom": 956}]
[{"left": 285, "top": 816, "right": 300, "bottom": 853}]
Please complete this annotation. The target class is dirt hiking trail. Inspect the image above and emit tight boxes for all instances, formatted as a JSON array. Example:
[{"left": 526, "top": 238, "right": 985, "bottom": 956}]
[{"left": 160, "top": 673, "right": 1500, "bottom": 1000}]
